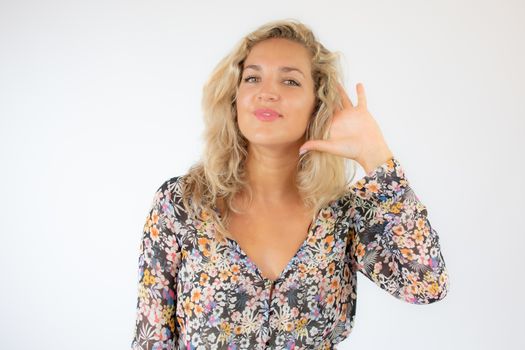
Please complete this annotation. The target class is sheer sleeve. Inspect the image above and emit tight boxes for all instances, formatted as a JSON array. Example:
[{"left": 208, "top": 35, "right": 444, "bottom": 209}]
[
  {"left": 346, "top": 156, "right": 450, "bottom": 304},
  {"left": 131, "top": 180, "right": 181, "bottom": 349}
]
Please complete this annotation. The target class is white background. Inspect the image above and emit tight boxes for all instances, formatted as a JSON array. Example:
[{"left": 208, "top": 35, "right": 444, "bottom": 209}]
[{"left": 1, "top": 0, "right": 524, "bottom": 349}]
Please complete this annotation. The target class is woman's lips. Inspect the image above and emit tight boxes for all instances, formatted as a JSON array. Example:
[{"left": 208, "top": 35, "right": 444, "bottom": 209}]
[{"left": 254, "top": 108, "right": 282, "bottom": 121}]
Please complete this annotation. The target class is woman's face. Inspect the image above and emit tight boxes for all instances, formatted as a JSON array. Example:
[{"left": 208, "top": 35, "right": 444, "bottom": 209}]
[{"left": 236, "top": 38, "right": 316, "bottom": 150}]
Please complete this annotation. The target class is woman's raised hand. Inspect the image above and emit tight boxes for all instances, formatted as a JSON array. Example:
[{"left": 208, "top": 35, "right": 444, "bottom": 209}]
[{"left": 299, "top": 82, "right": 393, "bottom": 173}]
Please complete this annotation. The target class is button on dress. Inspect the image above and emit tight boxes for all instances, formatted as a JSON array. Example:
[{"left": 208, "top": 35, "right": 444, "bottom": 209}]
[{"left": 130, "top": 156, "right": 450, "bottom": 350}]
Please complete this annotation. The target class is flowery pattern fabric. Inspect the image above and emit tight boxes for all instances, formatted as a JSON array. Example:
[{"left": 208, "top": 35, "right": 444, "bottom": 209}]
[{"left": 130, "top": 156, "right": 449, "bottom": 350}]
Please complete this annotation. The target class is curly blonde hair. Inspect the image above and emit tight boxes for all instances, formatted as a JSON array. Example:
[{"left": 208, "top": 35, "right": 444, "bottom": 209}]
[{"left": 180, "top": 18, "right": 358, "bottom": 241}]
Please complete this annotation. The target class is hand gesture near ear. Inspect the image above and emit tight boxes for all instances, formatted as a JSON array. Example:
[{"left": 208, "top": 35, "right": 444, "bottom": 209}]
[{"left": 299, "top": 82, "right": 394, "bottom": 174}]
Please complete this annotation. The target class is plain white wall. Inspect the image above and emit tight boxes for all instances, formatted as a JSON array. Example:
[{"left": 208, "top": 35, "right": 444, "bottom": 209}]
[{"left": 1, "top": 0, "right": 524, "bottom": 349}]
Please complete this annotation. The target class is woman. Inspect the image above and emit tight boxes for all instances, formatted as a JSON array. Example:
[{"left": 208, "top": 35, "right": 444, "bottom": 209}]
[{"left": 131, "top": 19, "right": 449, "bottom": 350}]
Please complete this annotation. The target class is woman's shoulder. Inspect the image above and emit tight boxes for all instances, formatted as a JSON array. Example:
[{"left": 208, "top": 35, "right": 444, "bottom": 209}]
[
  {"left": 152, "top": 174, "right": 191, "bottom": 217},
  {"left": 154, "top": 173, "right": 192, "bottom": 196},
  {"left": 156, "top": 174, "right": 187, "bottom": 193}
]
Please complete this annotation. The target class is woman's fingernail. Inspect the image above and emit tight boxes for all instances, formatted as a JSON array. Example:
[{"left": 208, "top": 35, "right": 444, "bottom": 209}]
[{"left": 299, "top": 149, "right": 308, "bottom": 156}]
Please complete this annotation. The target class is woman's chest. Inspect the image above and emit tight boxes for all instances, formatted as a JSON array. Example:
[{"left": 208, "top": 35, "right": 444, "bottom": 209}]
[
  {"left": 173, "top": 205, "right": 357, "bottom": 348},
  {"left": 226, "top": 209, "right": 314, "bottom": 281}
]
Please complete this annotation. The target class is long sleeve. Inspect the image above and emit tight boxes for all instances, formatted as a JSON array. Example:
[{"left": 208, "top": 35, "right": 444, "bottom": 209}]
[
  {"left": 346, "top": 156, "right": 449, "bottom": 304},
  {"left": 131, "top": 181, "right": 182, "bottom": 349}
]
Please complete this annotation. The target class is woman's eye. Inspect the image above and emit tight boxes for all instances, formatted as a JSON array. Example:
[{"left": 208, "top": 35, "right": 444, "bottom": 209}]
[
  {"left": 284, "top": 79, "right": 300, "bottom": 87},
  {"left": 242, "top": 76, "right": 300, "bottom": 87},
  {"left": 243, "top": 76, "right": 259, "bottom": 83}
]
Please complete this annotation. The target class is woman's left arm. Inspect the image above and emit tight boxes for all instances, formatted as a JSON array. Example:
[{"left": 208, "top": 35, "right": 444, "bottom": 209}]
[
  {"left": 300, "top": 82, "right": 449, "bottom": 304},
  {"left": 346, "top": 156, "right": 450, "bottom": 304}
]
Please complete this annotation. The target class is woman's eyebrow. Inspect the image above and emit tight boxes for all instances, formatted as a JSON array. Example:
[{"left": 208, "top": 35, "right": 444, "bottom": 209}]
[{"left": 243, "top": 64, "right": 305, "bottom": 78}]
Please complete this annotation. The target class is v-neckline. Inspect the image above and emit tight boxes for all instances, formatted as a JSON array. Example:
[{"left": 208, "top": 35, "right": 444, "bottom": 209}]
[{"left": 212, "top": 206, "right": 320, "bottom": 284}]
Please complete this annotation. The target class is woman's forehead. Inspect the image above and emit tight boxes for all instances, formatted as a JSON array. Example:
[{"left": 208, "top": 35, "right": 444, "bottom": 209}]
[{"left": 243, "top": 39, "right": 312, "bottom": 74}]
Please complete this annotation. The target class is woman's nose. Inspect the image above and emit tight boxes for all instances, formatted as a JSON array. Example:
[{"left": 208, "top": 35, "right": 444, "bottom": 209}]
[
  {"left": 257, "top": 91, "right": 279, "bottom": 101},
  {"left": 256, "top": 82, "right": 280, "bottom": 101}
]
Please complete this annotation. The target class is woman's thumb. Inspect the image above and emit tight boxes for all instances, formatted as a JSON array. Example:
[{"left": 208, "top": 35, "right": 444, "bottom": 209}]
[{"left": 299, "top": 140, "right": 334, "bottom": 155}]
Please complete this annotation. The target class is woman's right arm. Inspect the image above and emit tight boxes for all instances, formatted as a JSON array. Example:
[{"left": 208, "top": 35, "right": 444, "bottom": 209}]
[{"left": 131, "top": 180, "right": 182, "bottom": 350}]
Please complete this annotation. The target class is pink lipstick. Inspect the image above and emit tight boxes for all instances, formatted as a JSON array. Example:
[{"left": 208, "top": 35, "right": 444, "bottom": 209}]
[{"left": 254, "top": 108, "right": 282, "bottom": 121}]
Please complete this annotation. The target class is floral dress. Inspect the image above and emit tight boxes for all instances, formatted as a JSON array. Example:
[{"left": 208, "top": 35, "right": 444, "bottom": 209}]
[{"left": 130, "top": 156, "right": 450, "bottom": 350}]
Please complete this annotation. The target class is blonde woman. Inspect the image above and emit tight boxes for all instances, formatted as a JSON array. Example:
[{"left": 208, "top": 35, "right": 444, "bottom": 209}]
[{"left": 131, "top": 19, "right": 449, "bottom": 350}]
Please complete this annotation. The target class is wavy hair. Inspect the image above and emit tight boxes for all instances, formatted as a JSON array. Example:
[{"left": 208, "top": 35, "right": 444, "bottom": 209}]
[{"left": 180, "top": 18, "right": 358, "bottom": 241}]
